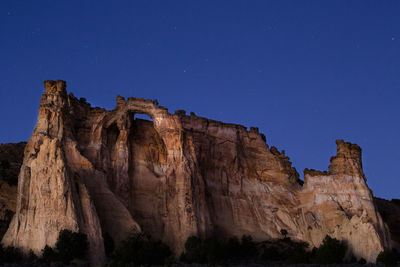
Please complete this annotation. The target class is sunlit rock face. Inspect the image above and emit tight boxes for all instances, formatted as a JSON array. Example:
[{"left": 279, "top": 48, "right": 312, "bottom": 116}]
[
  {"left": 2, "top": 80, "right": 391, "bottom": 265},
  {"left": 300, "top": 140, "right": 390, "bottom": 262}
]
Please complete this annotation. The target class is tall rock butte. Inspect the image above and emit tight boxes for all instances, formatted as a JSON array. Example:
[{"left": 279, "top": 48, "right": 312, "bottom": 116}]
[{"left": 2, "top": 80, "right": 391, "bottom": 265}]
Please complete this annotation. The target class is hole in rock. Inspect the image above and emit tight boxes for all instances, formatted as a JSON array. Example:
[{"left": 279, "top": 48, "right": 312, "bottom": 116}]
[{"left": 134, "top": 113, "right": 153, "bottom": 122}]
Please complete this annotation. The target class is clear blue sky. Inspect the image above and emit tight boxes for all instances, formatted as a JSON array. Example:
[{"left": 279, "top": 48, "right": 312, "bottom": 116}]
[{"left": 0, "top": 1, "right": 399, "bottom": 199}]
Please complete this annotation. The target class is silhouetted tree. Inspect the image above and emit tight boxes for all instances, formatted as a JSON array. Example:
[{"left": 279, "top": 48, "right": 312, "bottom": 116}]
[
  {"left": 376, "top": 249, "right": 397, "bottom": 266},
  {"left": 0, "top": 245, "right": 23, "bottom": 263},
  {"left": 224, "top": 236, "right": 241, "bottom": 259},
  {"left": 41, "top": 245, "right": 57, "bottom": 263},
  {"left": 112, "top": 233, "right": 171, "bottom": 265},
  {"left": 315, "top": 235, "right": 346, "bottom": 264},
  {"left": 55, "top": 229, "right": 88, "bottom": 263},
  {"left": 358, "top": 257, "right": 367, "bottom": 264},
  {"left": 103, "top": 232, "right": 115, "bottom": 257},
  {"left": 287, "top": 240, "right": 310, "bottom": 264},
  {"left": 280, "top": 229, "right": 288, "bottom": 238},
  {"left": 27, "top": 249, "right": 38, "bottom": 263},
  {"left": 180, "top": 236, "right": 205, "bottom": 263},
  {"left": 240, "top": 235, "right": 257, "bottom": 258}
]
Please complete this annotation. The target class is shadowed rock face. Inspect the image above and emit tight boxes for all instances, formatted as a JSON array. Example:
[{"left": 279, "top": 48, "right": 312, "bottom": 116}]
[
  {"left": 1, "top": 80, "right": 391, "bottom": 265},
  {"left": 0, "top": 142, "right": 26, "bottom": 239},
  {"left": 374, "top": 198, "right": 400, "bottom": 250}
]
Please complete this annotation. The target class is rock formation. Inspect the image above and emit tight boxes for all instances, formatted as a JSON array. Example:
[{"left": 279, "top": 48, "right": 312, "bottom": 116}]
[
  {"left": 0, "top": 142, "right": 25, "bottom": 239},
  {"left": 1, "top": 80, "right": 392, "bottom": 264},
  {"left": 300, "top": 140, "right": 390, "bottom": 261},
  {"left": 374, "top": 198, "right": 400, "bottom": 250}
]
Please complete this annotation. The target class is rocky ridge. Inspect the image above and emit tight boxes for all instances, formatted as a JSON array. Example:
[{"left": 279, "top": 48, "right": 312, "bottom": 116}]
[{"left": 0, "top": 80, "right": 393, "bottom": 265}]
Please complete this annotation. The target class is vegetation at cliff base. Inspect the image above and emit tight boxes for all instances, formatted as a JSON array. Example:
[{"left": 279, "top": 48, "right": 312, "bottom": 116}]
[
  {"left": 0, "top": 245, "right": 23, "bottom": 263},
  {"left": 2, "top": 231, "right": 396, "bottom": 266},
  {"left": 55, "top": 229, "right": 88, "bottom": 263},
  {"left": 111, "top": 233, "right": 172, "bottom": 266},
  {"left": 103, "top": 232, "right": 115, "bottom": 257},
  {"left": 376, "top": 248, "right": 399, "bottom": 266},
  {"left": 315, "top": 235, "right": 346, "bottom": 264},
  {"left": 41, "top": 229, "right": 88, "bottom": 264},
  {"left": 179, "top": 234, "right": 313, "bottom": 265}
]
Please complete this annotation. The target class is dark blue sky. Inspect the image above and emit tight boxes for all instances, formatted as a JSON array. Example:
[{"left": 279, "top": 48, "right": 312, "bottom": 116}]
[{"left": 1, "top": 1, "right": 399, "bottom": 199}]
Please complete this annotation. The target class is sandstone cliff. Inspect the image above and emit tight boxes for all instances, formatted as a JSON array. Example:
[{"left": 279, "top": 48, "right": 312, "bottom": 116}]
[
  {"left": 374, "top": 198, "right": 400, "bottom": 250},
  {"left": 2, "top": 80, "right": 391, "bottom": 264},
  {"left": 0, "top": 142, "right": 25, "bottom": 239}
]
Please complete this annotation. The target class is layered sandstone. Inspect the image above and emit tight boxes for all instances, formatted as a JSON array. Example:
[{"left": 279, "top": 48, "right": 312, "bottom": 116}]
[
  {"left": 300, "top": 140, "right": 390, "bottom": 261},
  {"left": 2, "top": 80, "right": 391, "bottom": 264}
]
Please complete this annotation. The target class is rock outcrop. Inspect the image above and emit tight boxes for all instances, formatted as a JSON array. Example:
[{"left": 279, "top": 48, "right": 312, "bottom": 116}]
[
  {"left": 2, "top": 80, "right": 391, "bottom": 264},
  {"left": 300, "top": 140, "right": 390, "bottom": 262}
]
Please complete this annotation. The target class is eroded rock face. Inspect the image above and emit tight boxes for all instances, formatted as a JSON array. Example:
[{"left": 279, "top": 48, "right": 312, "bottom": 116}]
[
  {"left": 0, "top": 142, "right": 25, "bottom": 239},
  {"left": 374, "top": 198, "right": 400, "bottom": 251},
  {"left": 2, "top": 80, "right": 391, "bottom": 264},
  {"left": 300, "top": 140, "right": 390, "bottom": 262}
]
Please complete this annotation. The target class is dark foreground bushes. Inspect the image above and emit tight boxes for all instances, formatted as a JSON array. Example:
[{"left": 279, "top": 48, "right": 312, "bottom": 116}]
[
  {"left": 111, "top": 233, "right": 172, "bottom": 266},
  {"left": 2, "top": 230, "right": 396, "bottom": 266},
  {"left": 376, "top": 248, "right": 399, "bottom": 266},
  {"left": 180, "top": 234, "right": 311, "bottom": 264},
  {"left": 315, "top": 235, "right": 346, "bottom": 264},
  {"left": 41, "top": 229, "right": 88, "bottom": 264},
  {"left": 0, "top": 245, "right": 23, "bottom": 263},
  {"left": 0, "top": 229, "right": 88, "bottom": 264},
  {"left": 178, "top": 234, "right": 354, "bottom": 265},
  {"left": 0, "top": 229, "right": 88, "bottom": 265},
  {"left": 180, "top": 235, "right": 259, "bottom": 264}
]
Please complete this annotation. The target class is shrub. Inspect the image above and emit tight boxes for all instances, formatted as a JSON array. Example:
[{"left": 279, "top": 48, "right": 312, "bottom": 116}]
[
  {"left": 286, "top": 241, "right": 310, "bottom": 264},
  {"left": 203, "top": 237, "right": 223, "bottom": 263},
  {"left": 315, "top": 235, "right": 346, "bottom": 264},
  {"left": 376, "top": 248, "right": 397, "bottom": 266},
  {"left": 181, "top": 235, "right": 258, "bottom": 264},
  {"left": 260, "top": 238, "right": 310, "bottom": 264},
  {"left": 55, "top": 229, "right": 88, "bottom": 263},
  {"left": 358, "top": 257, "right": 367, "bottom": 264},
  {"left": 348, "top": 254, "right": 357, "bottom": 263},
  {"left": 40, "top": 229, "right": 88, "bottom": 263},
  {"left": 240, "top": 235, "right": 257, "bottom": 258},
  {"left": 181, "top": 236, "right": 205, "bottom": 263},
  {"left": 180, "top": 234, "right": 312, "bottom": 264},
  {"left": 261, "top": 246, "right": 281, "bottom": 261},
  {"left": 41, "top": 245, "right": 57, "bottom": 263},
  {"left": 0, "top": 245, "right": 23, "bottom": 263},
  {"left": 287, "top": 248, "right": 309, "bottom": 264},
  {"left": 224, "top": 236, "right": 241, "bottom": 259},
  {"left": 165, "top": 254, "right": 176, "bottom": 266},
  {"left": 27, "top": 249, "right": 38, "bottom": 263},
  {"left": 112, "top": 233, "right": 171, "bottom": 265},
  {"left": 280, "top": 229, "right": 288, "bottom": 238},
  {"left": 103, "top": 232, "right": 115, "bottom": 257}
]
